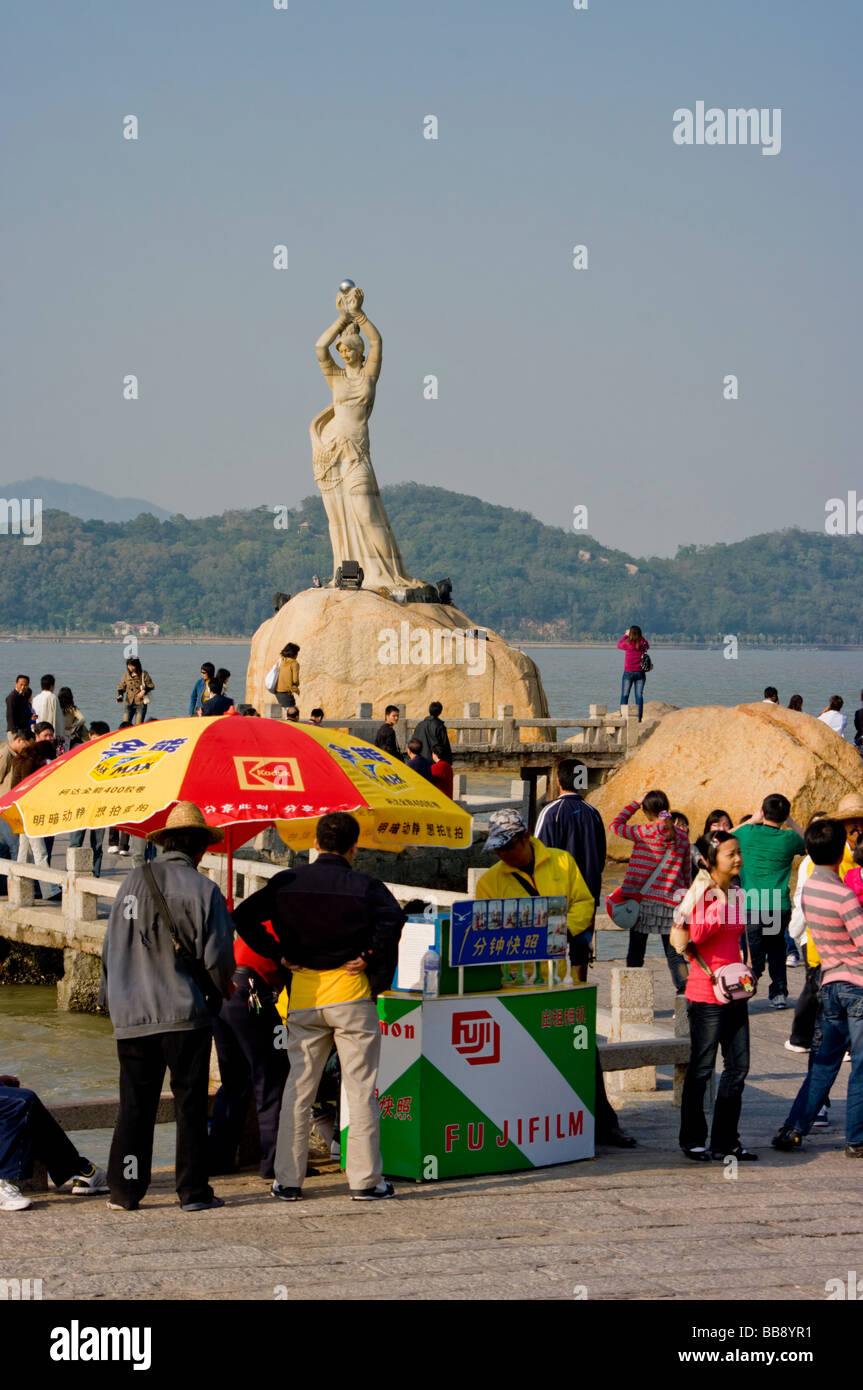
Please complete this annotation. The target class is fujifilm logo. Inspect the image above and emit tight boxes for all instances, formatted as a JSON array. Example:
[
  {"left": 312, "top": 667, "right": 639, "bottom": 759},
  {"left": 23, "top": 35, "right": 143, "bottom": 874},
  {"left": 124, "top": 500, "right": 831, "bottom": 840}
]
[
  {"left": 50, "top": 1321, "right": 152, "bottom": 1371},
  {"left": 673, "top": 102, "right": 781, "bottom": 156}
]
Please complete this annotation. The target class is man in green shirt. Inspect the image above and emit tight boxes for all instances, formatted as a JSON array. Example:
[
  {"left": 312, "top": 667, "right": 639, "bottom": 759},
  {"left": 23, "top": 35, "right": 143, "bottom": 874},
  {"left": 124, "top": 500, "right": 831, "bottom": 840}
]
[{"left": 733, "top": 794, "right": 805, "bottom": 1009}]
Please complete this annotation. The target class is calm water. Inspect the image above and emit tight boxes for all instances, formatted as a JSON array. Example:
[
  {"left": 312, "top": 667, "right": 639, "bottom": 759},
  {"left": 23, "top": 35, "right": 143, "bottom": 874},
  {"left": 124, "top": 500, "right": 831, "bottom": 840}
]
[
  {"left": 3, "top": 639, "right": 861, "bottom": 725},
  {"left": 2, "top": 638, "right": 860, "bottom": 1111}
]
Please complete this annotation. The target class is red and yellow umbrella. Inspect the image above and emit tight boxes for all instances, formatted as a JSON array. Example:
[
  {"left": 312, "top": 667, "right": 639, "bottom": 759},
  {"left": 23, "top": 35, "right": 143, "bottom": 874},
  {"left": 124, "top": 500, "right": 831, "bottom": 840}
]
[{"left": 0, "top": 717, "right": 472, "bottom": 906}]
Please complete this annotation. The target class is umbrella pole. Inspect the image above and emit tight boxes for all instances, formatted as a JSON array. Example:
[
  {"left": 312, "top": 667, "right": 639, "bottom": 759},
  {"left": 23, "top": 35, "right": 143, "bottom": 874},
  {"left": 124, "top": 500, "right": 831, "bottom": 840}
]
[{"left": 226, "top": 837, "right": 234, "bottom": 913}]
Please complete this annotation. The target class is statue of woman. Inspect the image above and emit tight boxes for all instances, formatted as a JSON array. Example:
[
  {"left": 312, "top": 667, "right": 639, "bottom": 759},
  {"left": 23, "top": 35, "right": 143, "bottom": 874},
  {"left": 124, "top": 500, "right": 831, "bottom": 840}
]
[{"left": 310, "top": 285, "right": 420, "bottom": 592}]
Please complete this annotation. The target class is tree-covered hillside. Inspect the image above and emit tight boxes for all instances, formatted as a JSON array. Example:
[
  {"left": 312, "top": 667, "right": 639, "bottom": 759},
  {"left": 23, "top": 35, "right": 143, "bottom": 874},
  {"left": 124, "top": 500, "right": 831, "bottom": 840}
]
[{"left": 0, "top": 483, "right": 857, "bottom": 642}]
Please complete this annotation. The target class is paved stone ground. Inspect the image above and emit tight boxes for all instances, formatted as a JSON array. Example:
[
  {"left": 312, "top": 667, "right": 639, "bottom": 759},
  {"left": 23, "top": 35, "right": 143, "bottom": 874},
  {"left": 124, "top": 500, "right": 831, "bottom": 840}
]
[{"left": 3, "top": 954, "right": 860, "bottom": 1302}]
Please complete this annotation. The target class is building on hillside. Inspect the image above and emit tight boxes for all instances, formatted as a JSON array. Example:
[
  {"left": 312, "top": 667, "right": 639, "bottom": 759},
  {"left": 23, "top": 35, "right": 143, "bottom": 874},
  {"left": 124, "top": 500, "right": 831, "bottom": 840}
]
[{"left": 110, "top": 620, "right": 160, "bottom": 637}]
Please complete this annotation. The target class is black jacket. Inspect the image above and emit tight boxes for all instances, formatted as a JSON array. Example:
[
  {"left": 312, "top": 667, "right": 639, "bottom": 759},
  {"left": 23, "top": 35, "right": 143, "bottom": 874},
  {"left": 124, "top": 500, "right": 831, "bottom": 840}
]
[
  {"left": 5, "top": 690, "right": 30, "bottom": 734},
  {"left": 411, "top": 715, "right": 453, "bottom": 764},
  {"left": 232, "top": 853, "right": 406, "bottom": 999},
  {"left": 374, "top": 722, "right": 402, "bottom": 759}
]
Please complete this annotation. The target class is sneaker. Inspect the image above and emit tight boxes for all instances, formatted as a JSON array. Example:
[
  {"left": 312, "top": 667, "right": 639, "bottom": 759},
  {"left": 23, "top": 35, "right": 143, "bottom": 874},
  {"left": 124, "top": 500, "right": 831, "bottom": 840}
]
[
  {"left": 350, "top": 1181, "right": 395, "bottom": 1201},
  {"left": 106, "top": 1199, "right": 139, "bottom": 1211},
  {"left": 0, "top": 1178, "right": 32, "bottom": 1211},
  {"left": 844, "top": 1052, "right": 851, "bottom": 1063},
  {"left": 710, "top": 1145, "right": 758, "bottom": 1161},
  {"left": 180, "top": 1195, "right": 225, "bottom": 1212},
  {"left": 70, "top": 1164, "right": 108, "bottom": 1195},
  {"left": 786, "top": 954, "right": 801, "bottom": 967},
  {"left": 118, "top": 850, "right": 130, "bottom": 857},
  {"left": 771, "top": 1127, "right": 804, "bottom": 1151},
  {"left": 811, "top": 1106, "right": 830, "bottom": 1128},
  {"left": 770, "top": 994, "right": 789, "bottom": 1010},
  {"left": 271, "top": 1183, "right": 302, "bottom": 1202},
  {"left": 681, "top": 1146, "right": 711, "bottom": 1162},
  {"left": 845, "top": 1144, "right": 863, "bottom": 1158},
  {"left": 107, "top": 846, "right": 119, "bottom": 855},
  {"left": 784, "top": 1040, "right": 809, "bottom": 1054}
]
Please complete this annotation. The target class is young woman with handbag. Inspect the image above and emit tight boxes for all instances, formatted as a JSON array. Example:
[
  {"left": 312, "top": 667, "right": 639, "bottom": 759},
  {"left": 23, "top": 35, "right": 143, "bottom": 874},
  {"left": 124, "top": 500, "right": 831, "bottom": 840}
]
[
  {"left": 676, "top": 831, "right": 758, "bottom": 1163},
  {"left": 616, "top": 625, "right": 651, "bottom": 722}
]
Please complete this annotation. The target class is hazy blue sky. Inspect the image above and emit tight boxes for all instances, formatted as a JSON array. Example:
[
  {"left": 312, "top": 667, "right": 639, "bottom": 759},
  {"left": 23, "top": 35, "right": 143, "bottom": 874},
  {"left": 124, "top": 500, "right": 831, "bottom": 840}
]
[{"left": 2, "top": 0, "right": 860, "bottom": 558}]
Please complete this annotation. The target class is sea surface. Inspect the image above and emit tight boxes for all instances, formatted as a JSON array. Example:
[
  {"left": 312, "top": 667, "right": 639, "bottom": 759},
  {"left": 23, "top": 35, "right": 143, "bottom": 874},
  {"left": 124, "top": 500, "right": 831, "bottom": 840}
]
[
  {"left": 2, "top": 638, "right": 861, "bottom": 1120},
  {"left": 2, "top": 639, "right": 862, "bottom": 725}
]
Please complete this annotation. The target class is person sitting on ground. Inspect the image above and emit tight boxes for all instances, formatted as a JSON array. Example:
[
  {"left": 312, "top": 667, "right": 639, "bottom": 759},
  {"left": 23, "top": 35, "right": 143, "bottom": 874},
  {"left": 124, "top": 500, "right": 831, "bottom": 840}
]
[
  {"left": 404, "top": 738, "right": 433, "bottom": 783},
  {"left": 0, "top": 1073, "right": 108, "bottom": 1211},
  {"left": 374, "top": 705, "right": 402, "bottom": 759},
  {"left": 763, "top": 686, "right": 779, "bottom": 704},
  {"left": 200, "top": 677, "right": 234, "bottom": 717},
  {"left": 732, "top": 795, "right": 805, "bottom": 1010},
  {"left": 535, "top": 759, "right": 606, "bottom": 980},
  {"left": 677, "top": 832, "right": 758, "bottom": 1164},
  {"left": 788, "top": 694, "right": 804, "bottom": 712},
  {"left": 818, "top": 695, "right": 847, "bottom": 737},
  {"left": 275, "top": 644, "right": 300, "bottom": 718},
  {"left": 477, "top": 808, "right": 635, "bottom": 1147},
  {"left": 189, "top": 662, "right": 215, "bottom": 716},
  {"left": 429, "top": 743, "right": 454, "bottom": 799},
  {"left": 411, "top": 701, "right": 453, "bottom": 764},
  {"left": 610, "top": 790, "right": 691, "bottom": 994},
  {"left": 772, "top": 817, "right": 863, "bottom": 1157}
]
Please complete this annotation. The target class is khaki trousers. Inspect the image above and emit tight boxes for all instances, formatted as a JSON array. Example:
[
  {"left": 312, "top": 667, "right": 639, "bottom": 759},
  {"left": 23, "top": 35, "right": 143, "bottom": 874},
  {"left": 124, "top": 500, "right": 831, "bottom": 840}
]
[{"left": 274, "top": 1000, "right": 382, "bottom": 1191}]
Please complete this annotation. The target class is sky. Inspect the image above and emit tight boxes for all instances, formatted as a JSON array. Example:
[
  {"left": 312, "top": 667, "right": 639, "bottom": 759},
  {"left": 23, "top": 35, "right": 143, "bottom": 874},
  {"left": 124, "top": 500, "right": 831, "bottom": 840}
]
[{"left": 2, "top": 0, "right": 860, "bottom": 559}]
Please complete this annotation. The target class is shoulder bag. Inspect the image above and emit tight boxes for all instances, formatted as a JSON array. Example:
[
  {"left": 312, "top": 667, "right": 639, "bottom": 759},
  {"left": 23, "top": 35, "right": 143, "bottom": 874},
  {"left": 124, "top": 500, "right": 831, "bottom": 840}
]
[
  {"left": 143, "top": 862, "right": 224, "bottom": 1016},
  {"left": 689, "top": 926, "right": 757, "bottom": 1004},
  {"left": 606, "top": 843, "right": 675, "bottom": 929}
]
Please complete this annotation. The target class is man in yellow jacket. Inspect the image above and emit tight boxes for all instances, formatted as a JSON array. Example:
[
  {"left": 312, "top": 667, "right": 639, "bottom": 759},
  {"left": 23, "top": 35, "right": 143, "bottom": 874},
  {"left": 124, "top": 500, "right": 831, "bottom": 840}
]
[{"left": 476, "top": 809, "right": 635, "bottom": 1148}]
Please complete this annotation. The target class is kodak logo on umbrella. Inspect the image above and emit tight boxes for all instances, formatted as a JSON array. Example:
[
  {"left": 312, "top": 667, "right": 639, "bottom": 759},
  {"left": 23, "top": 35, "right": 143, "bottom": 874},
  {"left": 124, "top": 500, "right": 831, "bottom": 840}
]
[{"left": 233, "top": 756, "right": 304, "bottom": 791}]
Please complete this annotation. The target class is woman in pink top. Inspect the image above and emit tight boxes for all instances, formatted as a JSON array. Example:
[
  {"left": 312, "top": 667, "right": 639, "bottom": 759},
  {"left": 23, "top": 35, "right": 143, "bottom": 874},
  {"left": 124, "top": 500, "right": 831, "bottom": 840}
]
[
  {"left": 617, "top": 625, "right": 649, "bottom": 722},
  {"left": 678, "top": 832, "right": 758, "bottom": 1163}
]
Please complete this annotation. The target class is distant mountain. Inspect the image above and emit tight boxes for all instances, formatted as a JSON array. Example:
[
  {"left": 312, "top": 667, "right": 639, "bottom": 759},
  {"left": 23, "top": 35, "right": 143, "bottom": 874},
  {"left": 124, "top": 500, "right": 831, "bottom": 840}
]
[
  {"left": 0, "top": 481, "right": 860, "bottom": 642},
  {"left": 0, "top": 477, "right": 172, "bottom": 523}
]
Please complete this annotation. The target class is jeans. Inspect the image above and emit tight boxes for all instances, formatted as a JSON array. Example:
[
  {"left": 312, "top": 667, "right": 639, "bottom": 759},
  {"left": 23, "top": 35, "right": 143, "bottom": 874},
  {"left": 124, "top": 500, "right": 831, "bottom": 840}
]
[
  {"left": 626, "top": 928, "right": 689, "bottom": 993},
  {"left": 0, "top": 1084, "right": 86, "bottom": 1185},
  {"left": 124, "top": 703, "right": 147, "bottom": 725},
  {"left": 620, "top": 671, "right": 645, "bottom": 720},
  {"left": 108, "top": 1029, "right": 213, "bottom": 1208},
  {"left": 784, "top": 981, "right": 863, "bottom": 1146},
  {"left": 679, "top": 1000, "right": 750, "bottom": 1153},
  {"left": 746, "top": 908, "right": 790, "bottom": 1000},
  {"left": 209, "top": 971, "right": 289, "bottom": 1178}
]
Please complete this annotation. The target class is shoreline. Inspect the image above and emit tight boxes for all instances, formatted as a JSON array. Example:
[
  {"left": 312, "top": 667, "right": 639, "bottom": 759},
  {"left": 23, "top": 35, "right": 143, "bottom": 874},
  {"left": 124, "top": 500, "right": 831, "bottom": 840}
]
[{"left": 3, "top": 634, "right": 863, "bottom": 652}]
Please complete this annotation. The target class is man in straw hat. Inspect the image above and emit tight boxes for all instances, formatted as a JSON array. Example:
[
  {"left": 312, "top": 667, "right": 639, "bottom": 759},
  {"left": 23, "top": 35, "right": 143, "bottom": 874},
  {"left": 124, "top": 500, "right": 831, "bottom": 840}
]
[{"left": 99, "top": 802, "right": 235, "bottom": 1212}]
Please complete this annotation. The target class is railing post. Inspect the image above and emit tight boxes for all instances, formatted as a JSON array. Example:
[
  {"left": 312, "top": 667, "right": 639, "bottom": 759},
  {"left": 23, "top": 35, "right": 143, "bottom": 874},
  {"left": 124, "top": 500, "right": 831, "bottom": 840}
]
[
  {"left": 608, "top": 968, "right": 656, "bottom": 1093},
  {"left": 65, "top": 848, "right": 98, "bottom": 924},
  {"left": 498, "top": 704, "right": 515, "bottom": 752},
  {"left": 463, "top": 701, "right": 480, "bottom": 747},
  {"left": 7, "top": 863, "right": 34, "bottom": 908}
]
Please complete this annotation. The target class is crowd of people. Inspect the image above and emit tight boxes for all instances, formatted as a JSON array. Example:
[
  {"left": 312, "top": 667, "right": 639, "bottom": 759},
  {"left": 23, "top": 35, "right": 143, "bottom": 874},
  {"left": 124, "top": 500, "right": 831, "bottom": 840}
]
[{"left": 1, "top": 648, "right": 862, "bottom": 1211}]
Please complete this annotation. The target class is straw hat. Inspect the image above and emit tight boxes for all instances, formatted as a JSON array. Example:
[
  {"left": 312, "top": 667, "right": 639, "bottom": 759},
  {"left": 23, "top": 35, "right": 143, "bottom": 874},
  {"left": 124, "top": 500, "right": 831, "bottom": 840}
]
[
  {"left": 831, "top": 793, "right": 863, "bottom": 822},
  {"left": 146, "top": 801, "right": 224, "bottom": 846}
]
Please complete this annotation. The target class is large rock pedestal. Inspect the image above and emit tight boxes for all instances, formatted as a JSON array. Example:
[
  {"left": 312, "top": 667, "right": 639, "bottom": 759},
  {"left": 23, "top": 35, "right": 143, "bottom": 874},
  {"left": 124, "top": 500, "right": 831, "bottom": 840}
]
[
  {"left": 589, "top": 702, "right": 863, "bottom": 860},
  {"left": 246, "top": 588, "right": 548, "bottom": 721}
]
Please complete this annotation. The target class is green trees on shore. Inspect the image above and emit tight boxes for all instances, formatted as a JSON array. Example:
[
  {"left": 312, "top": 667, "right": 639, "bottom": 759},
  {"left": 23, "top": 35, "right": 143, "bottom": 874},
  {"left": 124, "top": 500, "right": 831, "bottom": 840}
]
[{"left": 0, "top": 484, "right": 858, "bottom": 643}]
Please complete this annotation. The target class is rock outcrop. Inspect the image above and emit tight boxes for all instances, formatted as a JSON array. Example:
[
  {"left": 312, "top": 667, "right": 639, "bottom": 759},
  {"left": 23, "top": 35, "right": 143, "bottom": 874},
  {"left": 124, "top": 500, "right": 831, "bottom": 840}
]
[
  {"left": 590, "top": 702, "right": 863, "bottom": 860},
  {"left": 246, "top": 588, "right": 549, "bottom": 722}
]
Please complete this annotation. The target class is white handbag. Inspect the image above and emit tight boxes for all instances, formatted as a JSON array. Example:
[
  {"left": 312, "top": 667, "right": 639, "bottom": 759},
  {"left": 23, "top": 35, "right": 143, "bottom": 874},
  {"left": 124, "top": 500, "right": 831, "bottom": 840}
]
[{"left": 264, "top": 660, "right": 280, "bottom": 693}]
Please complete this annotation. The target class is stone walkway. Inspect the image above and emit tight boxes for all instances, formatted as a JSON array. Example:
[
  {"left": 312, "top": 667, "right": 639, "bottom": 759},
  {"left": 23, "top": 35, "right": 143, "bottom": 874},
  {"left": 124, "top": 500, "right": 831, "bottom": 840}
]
[{"left": 3, "top": 956, "right": 860, "bottom": 1302}]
